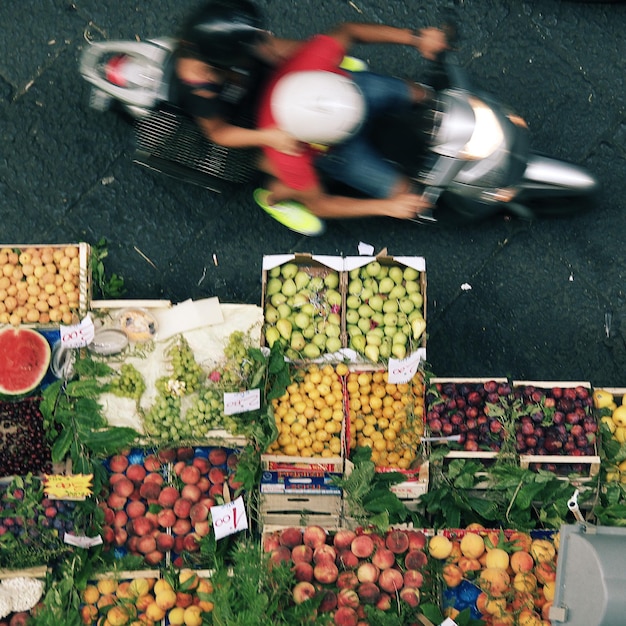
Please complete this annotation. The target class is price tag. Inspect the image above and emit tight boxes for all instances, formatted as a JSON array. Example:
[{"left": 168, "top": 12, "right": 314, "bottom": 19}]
[
  {"left": 387, "top": 348, "right": 425, "bottom": 384},
  {"left": 60, "top": 315, "right": 95, "bottom": 348},
  {"left": 211, "top": 496, "right": 248, "bottom": 540},
  {"left": 44, "top": 474, "right": 93, "bottom": 500},
  {"left": 64, "top": 533, "right": 103, "bottom": 548},
  {"left": 223, "top": 389, "right": 261, "bottom": 415}
]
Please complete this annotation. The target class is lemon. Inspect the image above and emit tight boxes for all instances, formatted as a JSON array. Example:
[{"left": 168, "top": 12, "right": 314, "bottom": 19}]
[{"left": 613, "top": 405, "right": 626, "bottom": 427}]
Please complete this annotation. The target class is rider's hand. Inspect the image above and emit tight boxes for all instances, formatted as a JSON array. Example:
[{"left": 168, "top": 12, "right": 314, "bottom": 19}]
[
  {"left": 413, "top": 27, "right": 448, "bottom": 61},
  {"left": 263, "top": 127, "right": 303, "bottom": 156},
  {"left": 385, "top": 192, "right": 433, "bottom": 220}
]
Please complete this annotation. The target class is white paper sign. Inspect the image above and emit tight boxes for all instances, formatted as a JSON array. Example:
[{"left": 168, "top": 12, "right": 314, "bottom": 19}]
[
  {"left": 387, "top": 348, "right": 424, "bottom": 384},
  {"left": 60, "top": 315, "right": 95, "bottom": 348},
  {"left": 64, "top": 533, "right": 103, "bottom": 548},
  {"left": 224, "top": 389, "right": 261, "bottom": 415},
  {"left": 211, "top": 496, "right": 248, "bottom": 540}
]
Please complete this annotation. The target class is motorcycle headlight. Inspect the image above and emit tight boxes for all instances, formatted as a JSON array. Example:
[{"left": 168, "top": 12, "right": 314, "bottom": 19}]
[{"left": 461, "top": 97, "right": 504, "bottom": 160}]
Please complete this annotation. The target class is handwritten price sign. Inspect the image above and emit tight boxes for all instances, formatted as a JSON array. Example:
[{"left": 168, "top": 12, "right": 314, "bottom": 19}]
[
  {"left": 211, "top": 496, "right": 248, "bottom": 540},
  {"left": 60, "top": 315, "right": 95, "bottom": 348},
  {"left": 224, "top": 389, "right": 261, "bottom": 415},
  {"left": 44, "top": 474, "right": 93, "bottom": 500},
  {"left": 387, "top": 348, "right": 426, "bottom": 384}
]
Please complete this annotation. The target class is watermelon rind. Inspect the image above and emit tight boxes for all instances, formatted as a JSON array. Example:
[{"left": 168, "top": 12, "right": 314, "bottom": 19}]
[{"left": 0, "top": 327, "right": 52, "bottom": 396}]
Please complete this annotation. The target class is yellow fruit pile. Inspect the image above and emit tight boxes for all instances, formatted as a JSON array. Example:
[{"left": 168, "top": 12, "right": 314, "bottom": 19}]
[
  {"left": 347, "top": 369, "right": 424, "bottom": 469},
  {"left": 80, "top": 570, "right": 213, "bottom": 626},
  {"left": 594, "top": 389, "right": 626, "bottom": 443},
  {"left": 0, "top": 246, "right": 82, "bottom": 325},
  {"left": 268, "top": 362, "right": 348, "bottom": 457}
]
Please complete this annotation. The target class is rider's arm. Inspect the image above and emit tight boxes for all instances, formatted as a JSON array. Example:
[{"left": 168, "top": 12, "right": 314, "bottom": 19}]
[
  {"left": 328, "top": 23, "right": 447, "bottom": 60},
  {"left": 255, "top": 36, "right": 304, "bottom": 65}
]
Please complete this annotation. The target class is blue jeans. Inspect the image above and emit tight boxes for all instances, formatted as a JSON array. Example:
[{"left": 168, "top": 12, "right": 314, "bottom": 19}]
[{"left": 315, "top": 71, "right": 412, "bottom": 199}]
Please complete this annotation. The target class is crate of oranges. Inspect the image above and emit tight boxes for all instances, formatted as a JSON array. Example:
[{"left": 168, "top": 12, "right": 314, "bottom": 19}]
[{"left": 263, "top": 362, "right": 349, "bottom": 470}]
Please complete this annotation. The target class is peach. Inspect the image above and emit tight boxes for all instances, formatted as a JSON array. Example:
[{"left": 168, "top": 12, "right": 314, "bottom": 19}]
[
  {"left": 513, "top": 572, "right": 537, "bottom": 593},
  {"left": 196, "top": 476, "right": 211, "bottom": 493},
  {"left": 404, "top": 549, "right": 428, "bottom": 571},
  {"left": 175, "top": 591, "right": 193, "bottom": 608},
  {"left": 127, "top": 535, "right": 139, "bottom": 553},
  {"left": 126, "top": 464, "right": 147, "bottom": 484},
  {"left": 399, "top": 587, "right": 421, "bottom": 608},
  {"left": 442, "top": 564, "right": 464, "bottom": 588},
  {"left": 478, "top": 568, "right": 511, "bottom": 597},
  {"left": 190, "top": 503, "right": 209, "bottom": 524},
  {"left": 530, "top": 539, "right": 556, "bottom": 564},
  {"left": 386, "top": 530, "right": 409, "bottom": 554},
  {"left": 176, "top": 447, "right": 195, "bottom": 461},
  {"left": 172, "top": 518, "right": 192, "bottom": 536},
  {"left": 372, "top": 547, "right": 396, "bottom": 570},
  {"left": 173, "top": 460, "right": 187, "bottom": 477},
  {"left": 226, "top": 452, "right": 239, "bottom": 470},
  {"left": 180, "top": 465, "right": 201, "bottom": 485},
  {"left": 291, "top": 544, "right": 313, "bottom": 564},
  {"left": 510, "top": 591, "right": 535, "bottom": 612},
  {"left": 377, "top": 592, "right": 392, "bottom": 611},
  {"left": 107, "top": 492, "right": 128, "bottom": 511},
  {"left": 113, "top": 510, "right": 128, "bottom": 528},
  {"left": 181, "top": 484, "right": 202, "bottom": 504},
  {"left": 126, "top": 500, "right": 146, "bottom": 519},
  {"left": 209, "top": 467, "right": 226, "bottom": 485},
  {"left": 293, "top": 562, "right": 314, "bottom": 582},
  {"left": 334, "top": 606, "right": 358, "bottom": 626},
  {"left": 403, "top": 569, "right": 424, "bottom": 589},
  {"left": 357, "top": 582, "right": 380, "bottom": 605},
  {"left": 378, "top": 568, "right": 404, "bottom": 594},
  {"left": 407, "top": 530, "right": 427, "bottom": 551},
  {"left": 534, "top": 560, "right": 556, "bottom": 585},
  {"left": 173, "top": 498, "right": 193, "bottom": 519},
  {"left": 143, "top": 454, "right": 161, "bottom": 472},
  {"left": 543, "top": 580, "right": 555, "bottom": 602},
  {"left": 460, "top": 532, "right": 485, "bottom": 559},
  {"left": 174, "top": 536, "right": 185, "bottom": 554},
  {"left": 137, "top": 535, "right": 157, "bottom": 555},
  {"left": 182, "top": 534, "right": 200, "bottom": 552},
  {"left": 476, "top": 592, "right": 507, "bottom": 616},
  {"left": 102, "top": 525, "right": 115, "bottom": 545},
  {"left": 517, "top": 609, "right": 543, "bottom": 626},
  {"left": 114, "top": 527, "right": 128, "bottom": 547},
  {"left": 200, "top": 496, "right": 216, "bottom": 510},
  {"left": 357, "top": 562, "right": 379, "bottom": 584},
  {"left": 313, "top": 544, "right": 337, "bottom": 565},
  {"left": 194, "top": 520, "right": 211, "bottom": 537},
  {"left": 337, "top": 570, "right": 359, "bottom": 590},
  {"left": 457, "top": 556, "right": 482, "bottom": 574},
  {"left": 337, "top": 588, "right": 360, "bottom": 609},
  {"left": 486, "top": 548, "right": 510, "bottom": 570},
  {"left": 542, "top": 600, "right": 553, "bottom": 620},
  {"left": 338, "top": 549, "right": 359, "bottom": 569},
  {"left": 157, "top": 508, "right": 176, "bottom": 529},
  {"left": 427, "top": 535, "right": 453, "bottom": 560},
  {"left": 144, "top": 550, "right": 165, "bottom": 566},
  {"left": 180, "top": 569, "right": 200, "bottom": 590},
  {"left": 209, "top": 483, "right": 225, "bottom": 498},
  {"left": 333, "top": 529, "right": 357, "bottom": 551},
  {"left": 109, "top": 454, "right": 129, "bottom": 473},
  {"left": 101, "top": 504, "right": 115, "bottom": 525},
  {"left": 263, "top": 533, "right": 280, "bottom": 553},
  {"left": 351, "top": 534, "right": 375, "bottom": 559},
  {"left": 510, "top": 531, "right": 533, "bottom": 552},
  {"left": 113, "top": 476, "right": 135, "bottom": 498},
  {"left": 208, "top": 447, "right": 228, "bottom": 466},
  {"left": 156, "top": 447, "right": 176, "bottom": 462},
  {"left": 270, "top": 546, "right": 292, "bottom": 566},
  {"left": 279, "top": 527, "right": 303, "bottom": 549},
  {"left": 510, "top": 550, "right": 535, "bottom": 573},
  {"left": 157, "top": 486, "right": 180, "bottom": 507},
  {"left": 314, "top": 561, "right": 339, "bottom": 584},
  {"left": 156, "top": 532, "right": 175, "bottom": 552},
  {"left": 80, "top": 604, "right": 98, "bottom": 624},
  {"left": 131, "top": 516, "right": 155, "bottom": 537},
  {"left": 144, "top": 471, "right": 164, "bottom": 485},
  {"left": 192, "top": 456, "right": 211, "bottom": 474},
  {"left": 319, "top": 590, "right": 337, "bottom": 613},
  {"left": 139, "top": 482, "right": 161, "bottom": 501},
  {"left": 303, "top": 525, "right": 328, "bottom": 549},
  {"left": 292, "top": 581, "right": 316, "bottom": 604}
]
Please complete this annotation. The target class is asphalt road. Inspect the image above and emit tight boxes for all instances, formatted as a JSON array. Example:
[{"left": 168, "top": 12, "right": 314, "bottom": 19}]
[{"left": 1, "top": 0, "right": 626, "bottom": 386}]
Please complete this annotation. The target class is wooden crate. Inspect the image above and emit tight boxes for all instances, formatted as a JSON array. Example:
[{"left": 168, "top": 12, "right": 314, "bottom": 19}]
[{"left": 259, "top": 492, "right": 342, "bottom": 528}]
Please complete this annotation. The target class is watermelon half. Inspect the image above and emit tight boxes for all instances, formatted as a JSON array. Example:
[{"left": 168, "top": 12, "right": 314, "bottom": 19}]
[{"left": 0, "top": 327, "right": 52, "bottom": 396}]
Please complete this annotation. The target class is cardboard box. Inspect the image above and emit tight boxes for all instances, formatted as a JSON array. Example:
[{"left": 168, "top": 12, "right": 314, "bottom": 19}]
[
  {"left": 0, "top": 243, "right": 91, "bottom": 327},
  {"left": 260, "top": 470, "right": 342, "bottom": 495},
  {"left": 261, "top": 253, "right": 346, "bottom": 359},
  {"left": 343, "top": 253, "right": 427, "bottom": 363}
]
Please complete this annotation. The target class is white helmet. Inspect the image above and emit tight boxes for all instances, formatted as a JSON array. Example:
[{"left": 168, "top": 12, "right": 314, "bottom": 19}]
[{"left": 270, "top": 70, "right": 365, "bottom": 145}]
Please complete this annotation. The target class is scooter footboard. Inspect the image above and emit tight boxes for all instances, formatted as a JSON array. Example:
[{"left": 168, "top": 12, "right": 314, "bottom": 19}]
[{"left": 521, "top": 154, "right": 598, "bottom": 197}]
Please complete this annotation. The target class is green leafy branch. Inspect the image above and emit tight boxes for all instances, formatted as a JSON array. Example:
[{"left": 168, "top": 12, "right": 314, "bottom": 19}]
[{"left": 90, "top": 237, "right": 126, "bottom": 299}]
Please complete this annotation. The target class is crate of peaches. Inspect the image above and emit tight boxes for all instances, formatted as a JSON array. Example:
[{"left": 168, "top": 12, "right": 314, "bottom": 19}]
[{"left": 0, "top": 243, "right": 90, "bottom": 326}]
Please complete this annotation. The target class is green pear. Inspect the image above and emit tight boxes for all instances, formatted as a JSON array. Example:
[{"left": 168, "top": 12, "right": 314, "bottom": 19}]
[
  {"left": 369, "top": 326, "right": 385, "bottom": 338},
  {"left": 364, "top": 344, "right": 380, "bottom": 362},
  {"left": 408, "top": 310, "right": 424, "bottom": 323},
  {"left": 326, "top": 290, "right": 342, "bottom": 306},
  {"left": 371, "top": 312, "right": 384, "bottom": 327},
  {"left": 375, "top": 265, "right": 389, "bottom": 279},
  {"left": 292, "top": 292, "right": 310, "bottom": 308},
  {"left": 325, "top": 323, "right": 341, "bottom": 338},
  {"left": 379, "top": 277, "right": 394, "bottom": 294},
  {"left": 303, "top": 343, "right": 321, "bottom": 359},
  {"left": 346, "top": 294, "right": 361, "bottom": 309},
  {"left": 276, "top": 318, "right": 292, "bottom": 340},
  {"left": 348, "top": 325, "right": 362, "bottom": 337},
  {"left": 309, "top": 276, "right": 325, "bottom": 292},
  {"left": 270, "top": 292, "right": 287, "bottom": 307},
  {"left": 380, "top": 338, "right": 392, "bottom": 359},
  {"left": 382, "top": 299, "right": 398, "bottom": 313},
  {"left": 389, "top": 266, "right": 404, "bottom": 284},
  {"left": 361, "top": 288, "right": 374, "bottom": 302},
  {"left": 348, "top": 279, "right": 363, "bottom": 295},
  {"left": 324, "top": 272, "right": 339, "bottom": 289},
  {"left": 294, "top": 312, "right": 311, "bottom": 330},
  {"left": 328, "top": 312, "right": 341, "bottom": 326},
  {"left": 349, "top": 268, "right": 360, "bottom": 279},
  {"left": 399, "top": 298, "right": 415, "bottom": 315},
  {"left": 294, "top": 271, "right": 311, "bottom": 291},
  {"left": 358, "top": 303, "right": 374, "bottom": 318},
  {"left": 403, "top": 267, "right": 419, "bottom": 281},
  {"left": 326, "top": 336, "right": 342, "bottom": 353},
  {"left": 383, "top": 324, "right": 397, "bottom": 338},
  {"left": 383, "top": 312, "right": 398, "bottom": 327},
  {"left": 369, "top": 295, "right": 384, "bottom": 311},
  {"left": 357, "top": 317, "right": 371, "bottom": 334},
  {"left": 302, "top": 324, "right": 316, "bottom": 339},
  {"left": 281, "top": 278, "right": 297, "bottom": 297},
  {"left": 366, "top": 332, "right": 382, "bottom": 347},
  {"left": 389, "top": 285, "right": 406, "bottom": 299},
  {"left": 301, "top": 303, "right": 316, "bottom": 316},
  {"left": 290, "top": 332, "right": 306, "bottom": 351},
  {"left": 405, "top": 279, "right": 420, "bottom": 294},
  {"left": 409, "top": 291, "right": 424, "bottom": 308},
  {"left": 411, "top": 317, "right": 427, "bottom": 340},
  {"left": 281, "top": 263, "right": 298, "bottom": 278},
  {"left": 265, "top": 326, "right": 281, "bottom": 347},
  {"left": 391, "top": 343, "right": 407, "bottom": 359},
  {"left": 392, "top": 331, "right": 408, "bottom": 346},
  {"left": 264, "top": 305, "right": 279, "bottom": 324},
  {"left": 350, "top": 334, "right": 366, "bottom": 352},
  {"left": 266, "top": 277, "right": 282, "bottom": 296},
  {"left": 365, "top": 261, "right": 381, "bottom": 277},
  {"left": 363, "top": 278, "right": 379, "bottom": 292},
  {"left": 346, "top": 309, "right": 360, "bottom": 325},
  {"left": 269, "top": 266, "right": 281, "bottom": 278},
  {"left": 312, "top": 333, "right": 327, "bottom": 349},
  {"left": 277, "top": 303, "right": 292, "bottom": 319}
]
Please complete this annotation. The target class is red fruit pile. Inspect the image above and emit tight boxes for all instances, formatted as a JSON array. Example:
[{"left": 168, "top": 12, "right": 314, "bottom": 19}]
[
  {"left": 513, "top": 384, "right": 597, "bottom": 472},
  {"left": 425, "top": 381, "right": 512, "bottom": 451},
  {"left": 100, "top": 446, "right": 241, "bottom": 565},
  {"left": 263, "top": 525, "right": 430, "bottom": 626}
]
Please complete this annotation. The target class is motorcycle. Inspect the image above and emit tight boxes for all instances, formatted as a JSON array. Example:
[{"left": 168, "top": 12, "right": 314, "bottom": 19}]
[{"left": 79, "top": 33, "right": 599, "bottom": 223}]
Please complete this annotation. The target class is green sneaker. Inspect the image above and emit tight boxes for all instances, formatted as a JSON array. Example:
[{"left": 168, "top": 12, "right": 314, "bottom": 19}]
[{"left": 254, "top": 188, "right": 326, "bottom": 236}]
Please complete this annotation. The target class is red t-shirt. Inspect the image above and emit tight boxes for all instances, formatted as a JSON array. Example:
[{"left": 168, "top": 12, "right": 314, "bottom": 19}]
[{"left": 257, "top": 35, "right": 347, "bottom": 191}]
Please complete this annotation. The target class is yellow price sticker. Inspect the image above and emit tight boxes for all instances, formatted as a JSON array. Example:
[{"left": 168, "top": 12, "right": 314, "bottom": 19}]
[{"left": 44, "top": 474, "right": 93, "bottom": 500}]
